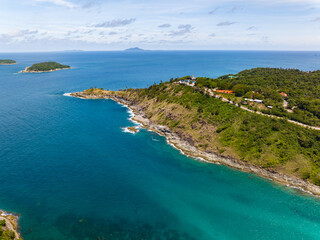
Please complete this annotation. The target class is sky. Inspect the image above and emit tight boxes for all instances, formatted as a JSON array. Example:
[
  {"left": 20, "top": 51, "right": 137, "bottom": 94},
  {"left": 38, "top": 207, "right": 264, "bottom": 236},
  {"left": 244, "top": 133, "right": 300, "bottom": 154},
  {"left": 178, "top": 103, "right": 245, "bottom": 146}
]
[{"left": 0, "top": 0, "right": 320, "bottom": 51}]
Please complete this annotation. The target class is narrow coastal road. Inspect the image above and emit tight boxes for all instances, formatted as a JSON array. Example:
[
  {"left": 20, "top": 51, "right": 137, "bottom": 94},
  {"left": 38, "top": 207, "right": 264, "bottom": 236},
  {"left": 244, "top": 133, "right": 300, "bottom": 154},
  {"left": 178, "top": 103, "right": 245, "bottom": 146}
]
[{"left": 178, "top": 82, "right": 320, "bottom": 131}]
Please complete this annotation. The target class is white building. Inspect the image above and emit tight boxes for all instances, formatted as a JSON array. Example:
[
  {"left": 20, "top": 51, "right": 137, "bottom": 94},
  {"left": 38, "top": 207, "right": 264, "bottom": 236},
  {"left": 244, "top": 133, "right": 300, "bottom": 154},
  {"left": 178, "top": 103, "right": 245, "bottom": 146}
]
[{"left": 244, "top": 98, "right": 263, "bottom": 103}]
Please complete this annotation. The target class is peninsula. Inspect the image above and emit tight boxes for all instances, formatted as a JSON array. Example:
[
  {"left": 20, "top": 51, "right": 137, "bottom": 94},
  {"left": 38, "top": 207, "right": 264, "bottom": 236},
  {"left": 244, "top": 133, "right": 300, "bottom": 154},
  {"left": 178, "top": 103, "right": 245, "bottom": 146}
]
[
  {"left": 21, "top": 62, "right": 70, "bottom": 73},
  {"left": 0, "top": 60, "right": 16, "bottom": 65},
  {"left": 71, "top": 68, "right": 320, "bottom": 196},
  {"left": 0, "top": 210, "right": 22, "bottom": 240}
]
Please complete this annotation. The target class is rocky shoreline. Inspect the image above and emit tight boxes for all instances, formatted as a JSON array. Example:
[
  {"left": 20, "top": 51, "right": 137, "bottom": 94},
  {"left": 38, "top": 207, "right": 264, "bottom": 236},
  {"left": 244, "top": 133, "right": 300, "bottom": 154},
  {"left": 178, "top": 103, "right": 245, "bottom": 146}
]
[
  {"left": 0, "top": 210, "right": 22, "bottom": 239},
  {"left": 70, "top": 91, "right": 320, "bottom": 197}
]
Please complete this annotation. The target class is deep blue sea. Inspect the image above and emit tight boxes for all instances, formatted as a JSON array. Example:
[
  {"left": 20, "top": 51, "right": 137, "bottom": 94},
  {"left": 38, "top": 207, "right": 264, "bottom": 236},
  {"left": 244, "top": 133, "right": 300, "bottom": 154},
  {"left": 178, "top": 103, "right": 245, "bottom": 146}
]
[{"left": 1, "top": 51, "right": 320, "bottom": 240}]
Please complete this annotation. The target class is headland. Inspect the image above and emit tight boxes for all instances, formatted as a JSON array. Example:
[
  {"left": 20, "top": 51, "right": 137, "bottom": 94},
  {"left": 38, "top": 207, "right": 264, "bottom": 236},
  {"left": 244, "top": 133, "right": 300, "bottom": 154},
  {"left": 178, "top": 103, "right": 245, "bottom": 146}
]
[{"left": 70, "top": 69, "right": 320, "bottom": 197}]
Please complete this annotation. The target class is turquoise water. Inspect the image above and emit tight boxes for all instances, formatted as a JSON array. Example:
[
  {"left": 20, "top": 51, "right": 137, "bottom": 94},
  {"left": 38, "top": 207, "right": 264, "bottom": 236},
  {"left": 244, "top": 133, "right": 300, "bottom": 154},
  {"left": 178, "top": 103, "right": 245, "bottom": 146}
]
[{"left": 0, "top": 51, "right": 320, "bottom": 239}]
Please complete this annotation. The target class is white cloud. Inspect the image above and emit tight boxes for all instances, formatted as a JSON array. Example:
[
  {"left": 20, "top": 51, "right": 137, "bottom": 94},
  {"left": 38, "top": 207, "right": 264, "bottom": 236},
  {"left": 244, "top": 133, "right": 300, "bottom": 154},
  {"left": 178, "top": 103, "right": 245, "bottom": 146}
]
[
  {"left": 1, "top": 0, "right": 320, "bottom": 51},
  {"left": 83, "top": 0, "right": 100, "bottom": 9},
  {"left": 93, "top": 19, "right": 136, "bottom": 28},
  {"left": 158, "top": 24, "right": 171, "bottom": 28},
  {"left": 0, "top": 29, "right": 38, "bottom": 42},
  {"left": 247, "top": 26, "right": 258, "bottom": 30},
  {"left": 34, "top": 0, "right": 76, "bottom": 8},
  {"left": 209, "top": 7, "right": 219, "bottom": 15},
  {"left": 169, "top": 24, "right": 192, "bottom": 36},
  {"left": 217, "top": 21, "right": 236, "bottom": 26}
]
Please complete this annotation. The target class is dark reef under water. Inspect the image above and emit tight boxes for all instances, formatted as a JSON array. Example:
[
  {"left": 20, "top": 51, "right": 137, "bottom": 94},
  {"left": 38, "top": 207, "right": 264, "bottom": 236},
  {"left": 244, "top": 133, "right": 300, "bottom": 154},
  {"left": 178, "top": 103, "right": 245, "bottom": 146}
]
[{"left": 54, "top": 213, "right": 196, "bottom": 240}]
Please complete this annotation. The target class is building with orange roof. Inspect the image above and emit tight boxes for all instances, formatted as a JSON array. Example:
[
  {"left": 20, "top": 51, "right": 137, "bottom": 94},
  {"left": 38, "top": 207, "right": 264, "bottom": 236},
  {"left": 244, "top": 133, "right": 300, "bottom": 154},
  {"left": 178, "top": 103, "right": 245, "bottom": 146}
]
[
  {"left": 214, "top": 90, "right": 235, "bottom": 94},
  {"left": 280, "top": 92, "right": 288, "bottom": 97}
]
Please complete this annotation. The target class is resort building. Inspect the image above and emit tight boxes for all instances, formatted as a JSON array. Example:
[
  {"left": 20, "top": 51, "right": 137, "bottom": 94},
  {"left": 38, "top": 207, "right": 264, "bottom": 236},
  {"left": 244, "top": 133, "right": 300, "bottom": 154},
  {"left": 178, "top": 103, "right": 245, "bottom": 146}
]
[
  {"left": 280, "top": 92, "right": 288, "bottom": 97},
  {"left": 179, "top": 75, "right": 197, "bottom": 83},
  {"left": 214, "top": 90, "right": 235, "bottom": 94},
  {"left": 244, "top": 98, "right": 263, "bottom": 103}
]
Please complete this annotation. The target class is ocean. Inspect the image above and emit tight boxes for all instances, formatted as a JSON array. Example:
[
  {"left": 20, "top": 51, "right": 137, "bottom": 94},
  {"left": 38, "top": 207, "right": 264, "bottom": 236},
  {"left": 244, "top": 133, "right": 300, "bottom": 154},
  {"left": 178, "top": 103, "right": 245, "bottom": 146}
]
[{"left": 0, "top": 51, "right": 320, "bottom": 239}]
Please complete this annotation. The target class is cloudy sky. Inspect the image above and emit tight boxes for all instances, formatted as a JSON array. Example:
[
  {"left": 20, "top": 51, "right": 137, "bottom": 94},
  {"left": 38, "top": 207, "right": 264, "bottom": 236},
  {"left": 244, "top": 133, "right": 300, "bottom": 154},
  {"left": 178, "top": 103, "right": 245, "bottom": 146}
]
[{"left": 1, "top": 0, "right": 320, "bottom": 51}]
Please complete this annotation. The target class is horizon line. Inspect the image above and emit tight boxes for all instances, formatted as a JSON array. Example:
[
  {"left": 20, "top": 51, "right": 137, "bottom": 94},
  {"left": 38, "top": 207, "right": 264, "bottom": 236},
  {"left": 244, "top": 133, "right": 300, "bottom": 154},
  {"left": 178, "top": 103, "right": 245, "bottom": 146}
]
[{"left": 1, "top": 49, "right": 320, "bottom": 53}]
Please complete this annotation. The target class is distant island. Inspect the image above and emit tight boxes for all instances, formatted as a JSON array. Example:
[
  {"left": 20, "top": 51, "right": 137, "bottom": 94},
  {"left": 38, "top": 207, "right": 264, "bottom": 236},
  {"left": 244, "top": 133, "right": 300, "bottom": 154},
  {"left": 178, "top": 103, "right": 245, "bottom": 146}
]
[
  {"left": 0, "top": 60, "right": 16, "bottom": 65},
  {"left": 124, "top": 47, "right": 145, "bottom": 52},
  {"left": 21, "top": 62, "right": 71, "bottom": 73},
  {"left": 71, "top": 68, "right": 320, "bottom": 196}
]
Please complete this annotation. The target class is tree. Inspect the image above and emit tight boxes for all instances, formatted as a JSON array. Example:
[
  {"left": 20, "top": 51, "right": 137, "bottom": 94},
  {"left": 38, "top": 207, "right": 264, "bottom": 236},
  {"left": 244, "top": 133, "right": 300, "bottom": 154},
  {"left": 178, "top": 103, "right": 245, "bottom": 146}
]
[{"left": 232, "top": 84, "right": 249, "bottom": 97}]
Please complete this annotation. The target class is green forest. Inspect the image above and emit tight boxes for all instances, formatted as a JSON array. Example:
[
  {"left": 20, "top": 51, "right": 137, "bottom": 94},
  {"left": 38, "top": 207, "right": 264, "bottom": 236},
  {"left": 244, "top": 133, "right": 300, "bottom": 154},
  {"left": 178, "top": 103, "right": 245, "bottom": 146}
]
[
  {"left": 27, "top": 62, "right": 70, "bottom": 72},
  {"left": 114, "top": 76, "right": 320, "bottom": 186},
  {"left": 0, "top": 60, "right": 16, "bottom": 64},
  {"left": 0, "top": 220, "right": 18, "bottom": 240},
  {"left": 192, "top": 68, "right": 320, "bottom": 126}
]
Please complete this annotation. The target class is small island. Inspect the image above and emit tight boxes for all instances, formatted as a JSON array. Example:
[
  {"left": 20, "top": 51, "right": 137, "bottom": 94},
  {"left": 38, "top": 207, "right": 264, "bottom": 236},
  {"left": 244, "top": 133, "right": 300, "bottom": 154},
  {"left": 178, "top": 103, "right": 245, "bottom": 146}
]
[
  {"left": 21, "top": 62, "right": 70, "bottom": 73},
  {"left": 124, "top": 47, "right": 145, "bottom": 52},
  {"left": 0, "top": 60, "right": 16, "bottom": 65}
]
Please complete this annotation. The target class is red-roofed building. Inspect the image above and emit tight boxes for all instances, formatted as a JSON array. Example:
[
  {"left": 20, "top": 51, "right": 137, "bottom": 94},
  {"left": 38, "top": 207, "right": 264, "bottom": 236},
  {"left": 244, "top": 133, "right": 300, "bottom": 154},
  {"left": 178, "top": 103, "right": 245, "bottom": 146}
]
[
  {"left": 214, "top": 90, "right": 235, "bottom": 94},
  {"left": 280, "top": 92, "right": 288, "bottom": 97}
]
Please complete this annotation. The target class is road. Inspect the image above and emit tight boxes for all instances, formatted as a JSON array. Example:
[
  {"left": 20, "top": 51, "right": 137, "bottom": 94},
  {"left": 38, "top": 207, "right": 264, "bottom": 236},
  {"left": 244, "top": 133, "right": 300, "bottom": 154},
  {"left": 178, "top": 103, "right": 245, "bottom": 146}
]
[{"left": 178, "top": 81, "right": 320, "bottom": 131}]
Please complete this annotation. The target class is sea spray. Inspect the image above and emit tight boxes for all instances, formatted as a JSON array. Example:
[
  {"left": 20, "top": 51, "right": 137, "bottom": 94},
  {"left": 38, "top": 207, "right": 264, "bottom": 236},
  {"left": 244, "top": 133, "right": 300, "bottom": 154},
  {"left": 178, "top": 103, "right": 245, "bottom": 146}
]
[
  {"left": 63, "top": 92, "right": 86, "bottom": 99},
  {"left": 119, "top": 103, "right": 142, "bottom": 133},
  {"left": 121, "top": 127, "right": 139, "bottom": 134}
]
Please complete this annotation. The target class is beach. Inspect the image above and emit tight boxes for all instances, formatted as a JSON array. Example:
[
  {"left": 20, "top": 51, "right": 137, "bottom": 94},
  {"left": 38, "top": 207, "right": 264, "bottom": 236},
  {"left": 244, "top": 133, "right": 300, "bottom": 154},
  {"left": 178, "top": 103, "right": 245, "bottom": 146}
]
[{"left": 20, "top": 66, "right": 71, "bottom": 73}]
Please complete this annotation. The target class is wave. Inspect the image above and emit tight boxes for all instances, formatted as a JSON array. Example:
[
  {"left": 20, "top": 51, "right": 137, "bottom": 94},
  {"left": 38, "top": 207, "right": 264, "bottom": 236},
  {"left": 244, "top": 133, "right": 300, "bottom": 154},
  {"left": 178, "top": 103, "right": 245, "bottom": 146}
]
[
  {"left": 63, "top": 92, "right": 86, "bottom": 99},
  {"left": 118, "top": 103, "right": 143, "bottom": 131},
  {"left": 165, "top": 139, "right": 211, "bottom": 163},
  {"left": 0, "top": 211, "right": 14, "bottom": 217}
]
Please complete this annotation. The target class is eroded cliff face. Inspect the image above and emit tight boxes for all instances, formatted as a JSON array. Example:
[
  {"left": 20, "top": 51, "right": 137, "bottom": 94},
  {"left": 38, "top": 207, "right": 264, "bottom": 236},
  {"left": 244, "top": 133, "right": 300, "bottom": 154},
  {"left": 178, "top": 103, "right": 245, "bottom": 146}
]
[{"left": 72, "top": 88, "right": 227, "bottom": 156}]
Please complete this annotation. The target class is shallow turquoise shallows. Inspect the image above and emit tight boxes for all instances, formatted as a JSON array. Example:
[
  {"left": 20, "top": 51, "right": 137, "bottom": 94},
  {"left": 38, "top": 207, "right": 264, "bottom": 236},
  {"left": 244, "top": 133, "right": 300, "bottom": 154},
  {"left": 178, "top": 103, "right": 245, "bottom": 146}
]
[{"left": 1, "top": 51, "right": 320, "bottom": 240}]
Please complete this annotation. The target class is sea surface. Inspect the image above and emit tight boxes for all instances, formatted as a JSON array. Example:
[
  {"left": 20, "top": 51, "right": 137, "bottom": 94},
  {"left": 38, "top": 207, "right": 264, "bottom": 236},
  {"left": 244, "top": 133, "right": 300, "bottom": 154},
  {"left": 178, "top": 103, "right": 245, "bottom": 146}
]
[{"left": 1, "top": 51, "right": 320, "bottom": 240}]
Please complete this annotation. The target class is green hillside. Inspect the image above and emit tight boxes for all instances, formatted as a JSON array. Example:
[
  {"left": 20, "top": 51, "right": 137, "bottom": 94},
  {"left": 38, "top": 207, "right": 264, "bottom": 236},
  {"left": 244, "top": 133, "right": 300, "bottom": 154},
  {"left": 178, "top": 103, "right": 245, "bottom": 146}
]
[
  {"left": 195, "top": 68, "right": 320, "bottom": 126},
  {"left": 0, "top": 59, "right": 16, "bottom": 65},
  {"left": 27, "top": 62, "right": 70, "bottom": 72}
]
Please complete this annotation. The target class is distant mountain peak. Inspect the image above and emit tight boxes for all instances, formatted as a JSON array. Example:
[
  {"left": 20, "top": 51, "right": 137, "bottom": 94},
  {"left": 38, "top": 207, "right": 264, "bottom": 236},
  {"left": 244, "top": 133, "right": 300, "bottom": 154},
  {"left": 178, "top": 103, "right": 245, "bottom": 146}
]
[{"left": 124, "top": 47, "right": 145, "bottom": 51}]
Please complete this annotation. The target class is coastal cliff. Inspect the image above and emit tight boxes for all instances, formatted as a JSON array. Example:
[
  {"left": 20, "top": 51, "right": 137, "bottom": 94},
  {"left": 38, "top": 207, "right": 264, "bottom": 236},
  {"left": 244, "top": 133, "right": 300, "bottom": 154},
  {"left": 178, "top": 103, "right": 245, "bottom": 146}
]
[{"left": 71, "top": 84, "right": 320, "bottom": 196}]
